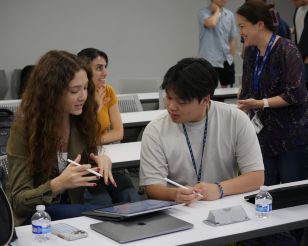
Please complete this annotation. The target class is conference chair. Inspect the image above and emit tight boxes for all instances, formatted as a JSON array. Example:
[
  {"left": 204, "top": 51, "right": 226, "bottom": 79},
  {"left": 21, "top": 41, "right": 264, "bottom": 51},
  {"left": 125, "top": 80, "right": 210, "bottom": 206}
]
[
  {"left": 117, "top": 94, "right": 143, "bottom": 113},
  {"left": 158, "top": 89, "right": 166, "bottom": 109},
  {"left": 19, "top": 65, "right": 34, "bottom": 98},
  {"left": 117, "top": 95, "right": 145, "bottom": 195},
  {"left": 0, "top": 100, "right": 21, "bottom": 114},
  {"left": 10, "top": 69, "right": 22, "bottom": 99},
  {"left": 0, "top": 70, "right": 9, "bottom": 100}
]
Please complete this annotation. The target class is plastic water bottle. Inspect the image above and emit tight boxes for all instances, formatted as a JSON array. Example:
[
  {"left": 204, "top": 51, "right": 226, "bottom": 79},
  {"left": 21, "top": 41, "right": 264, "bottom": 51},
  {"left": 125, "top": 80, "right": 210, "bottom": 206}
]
[
  {"left": 31, "top": 205, "right": 51, "bottom": 242},
  {"left": 255, "top": 185, "right": 272, "bottom": 219}
]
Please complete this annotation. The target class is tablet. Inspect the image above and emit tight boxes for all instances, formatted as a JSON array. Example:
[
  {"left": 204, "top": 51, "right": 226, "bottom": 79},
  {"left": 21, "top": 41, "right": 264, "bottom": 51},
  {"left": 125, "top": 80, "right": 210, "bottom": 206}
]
[{"left": 82, "top": 199, "right": 179, "bottom": 220}]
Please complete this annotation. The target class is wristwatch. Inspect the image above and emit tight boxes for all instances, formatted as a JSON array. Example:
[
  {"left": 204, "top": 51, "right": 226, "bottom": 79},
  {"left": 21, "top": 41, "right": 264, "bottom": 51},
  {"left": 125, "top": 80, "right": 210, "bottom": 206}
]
[{"left": 263, "top": 98, "right": 269, "bottom": 108}]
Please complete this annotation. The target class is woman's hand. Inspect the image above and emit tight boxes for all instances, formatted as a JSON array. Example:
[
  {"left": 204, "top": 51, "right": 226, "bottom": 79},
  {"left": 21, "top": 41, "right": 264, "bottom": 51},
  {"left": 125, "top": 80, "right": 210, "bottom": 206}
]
[
  {"left": 96, "top": 85, "right": 110, "bottom": 112},
  {"left": 90, "top": 153, "right": 117, "bottom": 187},
  {"left": 237, "top": 98, "right": 263, "bottom": 111},
  {"left": 50, "top": 154, "right": 99, "bottom": 194},
  {"left": 96, "top": 86, "right": 105, "bottom": 112}
]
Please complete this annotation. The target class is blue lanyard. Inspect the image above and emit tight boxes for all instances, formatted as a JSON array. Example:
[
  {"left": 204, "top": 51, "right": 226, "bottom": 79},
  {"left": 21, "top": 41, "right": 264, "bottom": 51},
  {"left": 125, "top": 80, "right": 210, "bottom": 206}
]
[
  {"left": 182, "top": 117, "right": 208, "bottom": 182},
  {"left": 253, "top": 33, "right": 276, "bottom": 92}
]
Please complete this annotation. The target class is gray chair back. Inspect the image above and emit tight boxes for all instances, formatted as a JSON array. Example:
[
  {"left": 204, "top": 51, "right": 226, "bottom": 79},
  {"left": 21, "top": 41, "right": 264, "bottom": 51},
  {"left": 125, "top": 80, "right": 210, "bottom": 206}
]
[
  {"left": 0, "top": 70, "right": 9, "bottom": 100},
  {"left": 10, "top": 69, "right": 22, "bottom": 99},
  {"left": 118, "top": 94, "right": 143, "bottom": 113},
  {"left": 0, "top": 100, "right": 21, "bottom": 114}
]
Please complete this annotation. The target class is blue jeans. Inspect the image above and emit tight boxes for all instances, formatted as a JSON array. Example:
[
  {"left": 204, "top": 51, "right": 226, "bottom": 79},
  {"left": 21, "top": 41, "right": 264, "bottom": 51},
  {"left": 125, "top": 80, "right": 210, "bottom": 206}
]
[
  {"left": 23, "top": 203, "right": 102, "bottom": 225},
  {"left": 263, "top": 150, "right": 308, "bottom": 186},
  {"left": 46, "top": 203, "right": 101, "bottom": 221},
  {"left": 84, "top": 169, "right": 142, "bottom": 207}
]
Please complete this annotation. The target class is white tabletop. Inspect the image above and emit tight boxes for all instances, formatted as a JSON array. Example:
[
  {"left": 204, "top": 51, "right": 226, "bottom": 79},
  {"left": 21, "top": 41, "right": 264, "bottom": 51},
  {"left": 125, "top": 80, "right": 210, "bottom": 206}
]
[
  {"left": 118, "top": 87, "right": 239, "bottom": 104},
  {"left": 213, "top": 87, "right": 239, "bottom": 97},
  {"left": 12, "top": 180, "right": 308, "bottom": 246},
  {"left": 121, "top": 109, "right": 166, "bottom": 127},
  {"left": 104, "top": 142, "right": 141, "bottom": 169}
]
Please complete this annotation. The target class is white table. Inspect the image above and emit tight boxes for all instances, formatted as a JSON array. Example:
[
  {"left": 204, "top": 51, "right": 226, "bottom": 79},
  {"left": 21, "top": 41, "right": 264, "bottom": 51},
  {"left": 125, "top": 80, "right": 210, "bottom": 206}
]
[
  {"left": 119, "top": 87, "right": 239, "bottom": 104},
  {"left": 104, "top": 141, "right": 141, "bottom": 169},
  {"left": 121, "top": 109, "right": 166, "bottom": 128},
  {"left": 213, "top": 87, "right": 239, "bottom": 100},
  {"left": 12, "top": 180, "right": 308, "bottom": 246}
]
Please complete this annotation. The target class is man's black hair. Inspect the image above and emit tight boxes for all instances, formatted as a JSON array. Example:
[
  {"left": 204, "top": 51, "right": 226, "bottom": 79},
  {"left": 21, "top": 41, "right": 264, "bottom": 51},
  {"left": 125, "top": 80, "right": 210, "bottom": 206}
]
[{"left": 161, "top": 58, "right": 218, "bottom": 102}]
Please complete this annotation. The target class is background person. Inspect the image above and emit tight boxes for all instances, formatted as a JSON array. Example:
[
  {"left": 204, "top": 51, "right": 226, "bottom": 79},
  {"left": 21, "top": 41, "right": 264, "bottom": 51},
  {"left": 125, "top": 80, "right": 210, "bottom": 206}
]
[
  {"left": 78, "top": 48, "right": 141, "bottom": 205},
  {"left": 291, "top": 0, "right": 308, "bottom": 88},
  {"left": 198, "top": 0, "right": 237, "bottom": 88},
  {"left": 78, "top": 48, "right": 123, "bottom": 144}
]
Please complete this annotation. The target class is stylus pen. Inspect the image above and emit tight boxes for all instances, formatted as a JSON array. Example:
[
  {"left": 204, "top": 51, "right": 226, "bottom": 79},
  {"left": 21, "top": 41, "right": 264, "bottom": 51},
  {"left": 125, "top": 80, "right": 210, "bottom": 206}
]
[
  {"left": 67, "top": 159, "right": 102, "bottom": 178},
  {"left": 164, "top": 178, "right": 203, "bottom": 198}
]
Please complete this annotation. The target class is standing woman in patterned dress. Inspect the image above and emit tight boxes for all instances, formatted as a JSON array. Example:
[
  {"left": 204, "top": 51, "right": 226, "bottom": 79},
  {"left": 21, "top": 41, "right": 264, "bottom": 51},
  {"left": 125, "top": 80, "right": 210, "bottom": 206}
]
[{"left": 236, "top": 0, "right": 308, "bottom": 186}]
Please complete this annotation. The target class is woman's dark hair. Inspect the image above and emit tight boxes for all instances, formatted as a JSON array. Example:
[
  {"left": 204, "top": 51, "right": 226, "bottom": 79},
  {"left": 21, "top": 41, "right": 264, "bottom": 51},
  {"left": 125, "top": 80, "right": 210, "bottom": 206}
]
[
  {"left": 237, "top": 0, "right": 276, "bottom": 32},
  {"left": 77, "top": 48, "right": 109, "bottom": 67},
  {"left": 17, "top": 50, "right": 99, "bottom": 182},
  {"left": 161, "top": 58, "right": 218, "bottom": 102}
]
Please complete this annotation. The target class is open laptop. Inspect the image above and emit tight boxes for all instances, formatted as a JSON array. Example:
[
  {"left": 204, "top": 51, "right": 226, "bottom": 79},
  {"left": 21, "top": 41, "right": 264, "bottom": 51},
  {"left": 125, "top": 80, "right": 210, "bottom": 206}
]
[
  {"left": 244, "top": 182, "right": 308, "bottom": 210},
  {"left": 90, "top": 212, "right": 193, "bottom": 243}
]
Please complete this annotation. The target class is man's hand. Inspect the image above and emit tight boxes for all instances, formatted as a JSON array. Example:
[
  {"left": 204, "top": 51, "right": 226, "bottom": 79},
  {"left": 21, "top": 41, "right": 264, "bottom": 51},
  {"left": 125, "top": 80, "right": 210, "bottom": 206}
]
[
  {"left": 194, "top": 182, "right": 221, "bottom": 201},
  {"left": 174, "top": 187, "right": 203, "bottom": 204}
]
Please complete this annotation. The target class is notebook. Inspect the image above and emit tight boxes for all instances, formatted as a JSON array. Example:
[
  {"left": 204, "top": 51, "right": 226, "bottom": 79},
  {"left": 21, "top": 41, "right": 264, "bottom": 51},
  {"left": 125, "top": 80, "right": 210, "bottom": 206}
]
[
  {"left": 90, "top": 212, "right": 193, "bottom": 243},
  {"left": 82, "top": 199, "right": 179, "bottom": 221},
  {"left": 244, "top": 183, "right": 308, "bottom": 210}
]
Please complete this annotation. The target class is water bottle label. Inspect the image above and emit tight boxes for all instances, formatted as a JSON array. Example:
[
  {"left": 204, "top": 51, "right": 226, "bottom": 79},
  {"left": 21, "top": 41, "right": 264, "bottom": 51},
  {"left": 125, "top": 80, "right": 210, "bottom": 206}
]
[
  {"left": 256, "top": 203, "right": 272, "bottom": 212},
  {"left": 32, "top": 224, "right": 51, "bottom": 234}
]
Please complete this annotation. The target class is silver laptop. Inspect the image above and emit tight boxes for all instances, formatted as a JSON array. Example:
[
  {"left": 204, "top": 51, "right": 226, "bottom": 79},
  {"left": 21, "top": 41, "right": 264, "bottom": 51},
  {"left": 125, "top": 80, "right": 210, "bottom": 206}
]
[{"left": 90, "top": 212, "right": 193, "bottom": 243}]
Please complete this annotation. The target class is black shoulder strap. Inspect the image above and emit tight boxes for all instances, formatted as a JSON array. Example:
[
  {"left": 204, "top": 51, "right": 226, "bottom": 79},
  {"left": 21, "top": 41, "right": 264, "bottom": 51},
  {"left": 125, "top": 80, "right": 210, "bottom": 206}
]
[{"left": 0, "top": 185, "right": 17, "bottom": 245}]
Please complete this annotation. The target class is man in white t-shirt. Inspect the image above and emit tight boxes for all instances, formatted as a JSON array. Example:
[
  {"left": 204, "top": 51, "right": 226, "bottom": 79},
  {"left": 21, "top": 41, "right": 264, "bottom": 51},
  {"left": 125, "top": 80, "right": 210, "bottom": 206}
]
[{"left": 139, "top": 58, "right": 264, "bottom": 204}]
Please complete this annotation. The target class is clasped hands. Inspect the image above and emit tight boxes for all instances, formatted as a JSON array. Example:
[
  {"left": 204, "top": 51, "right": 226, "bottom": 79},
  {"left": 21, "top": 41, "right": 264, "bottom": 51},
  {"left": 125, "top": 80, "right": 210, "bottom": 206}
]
[
  {"left": 174, "top": 182, "right": 222, "bottom": 204},
  {"left": 51, "top": 153, "right": 116, "bottom": 194}
]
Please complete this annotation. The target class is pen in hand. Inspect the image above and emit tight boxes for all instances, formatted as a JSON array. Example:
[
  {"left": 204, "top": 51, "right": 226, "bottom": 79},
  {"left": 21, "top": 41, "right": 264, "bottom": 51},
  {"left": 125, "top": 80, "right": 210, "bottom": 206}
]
[
  {"left": 67, "top": 159, "right": 102, "bottom": 178},
  {"left": 164, "top": 178, "right": 203, "bottom": 198}
]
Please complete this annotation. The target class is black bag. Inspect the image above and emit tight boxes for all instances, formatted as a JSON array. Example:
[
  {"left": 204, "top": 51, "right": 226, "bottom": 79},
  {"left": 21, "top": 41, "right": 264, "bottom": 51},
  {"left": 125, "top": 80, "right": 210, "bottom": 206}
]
[
  {"left": 0, "top": 109, "right": 14, "bottom": 156},
  {"left": 0, "top": 156, "right": 17, "bottom": 245},
  {"left": 0, "top": 186, "right": 17, "bottom": 245}
]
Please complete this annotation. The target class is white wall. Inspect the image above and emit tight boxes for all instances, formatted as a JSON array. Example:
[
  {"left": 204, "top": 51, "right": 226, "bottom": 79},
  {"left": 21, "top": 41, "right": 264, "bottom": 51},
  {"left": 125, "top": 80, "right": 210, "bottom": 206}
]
[
  {"left": 0, "top": 0, "right": 295, "bottom": 98},
  {"left": 0, "top": 0, "right": 207, "bottom": 97}
]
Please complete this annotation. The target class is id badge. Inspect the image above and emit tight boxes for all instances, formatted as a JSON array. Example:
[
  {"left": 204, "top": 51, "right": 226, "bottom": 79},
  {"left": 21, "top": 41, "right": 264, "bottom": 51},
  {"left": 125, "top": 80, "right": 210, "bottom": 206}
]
[{"left": 251, "top": 113, "right": 263, "bottom": 134}]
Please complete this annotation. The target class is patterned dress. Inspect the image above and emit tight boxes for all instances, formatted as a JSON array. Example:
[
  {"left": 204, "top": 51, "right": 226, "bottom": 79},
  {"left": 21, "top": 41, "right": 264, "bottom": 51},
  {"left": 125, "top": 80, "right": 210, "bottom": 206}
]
[{"left": 239, "top": 37, "right": 308, "bottom": 157}]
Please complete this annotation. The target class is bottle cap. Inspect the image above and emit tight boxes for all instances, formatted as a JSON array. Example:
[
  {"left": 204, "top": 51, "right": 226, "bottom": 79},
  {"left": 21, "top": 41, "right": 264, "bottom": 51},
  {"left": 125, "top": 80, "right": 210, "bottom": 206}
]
[{"left": 36, "top": 205, "right": 46, "bottom": 211}]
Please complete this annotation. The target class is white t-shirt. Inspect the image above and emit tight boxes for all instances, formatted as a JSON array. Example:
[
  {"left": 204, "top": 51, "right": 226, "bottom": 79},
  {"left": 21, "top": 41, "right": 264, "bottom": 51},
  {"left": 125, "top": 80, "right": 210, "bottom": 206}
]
[
  {"left": 139, "top": 101, "right": 264, "bottom": 187},
  {"left": 57, "top": 152, "right": 68, "bottom": 173},
  {"left": 295, "top": 5, "right": 308, "bottom": 42}
]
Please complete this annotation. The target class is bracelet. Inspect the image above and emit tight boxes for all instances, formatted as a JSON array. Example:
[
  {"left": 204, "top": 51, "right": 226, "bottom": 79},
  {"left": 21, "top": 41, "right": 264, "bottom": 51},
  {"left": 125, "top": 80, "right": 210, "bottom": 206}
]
[
  {"left": 263, "top": 98, "right": 269, "bottom": 108},
  {"left": 215, "top": 182, "right": 224, "bottom": 199}
]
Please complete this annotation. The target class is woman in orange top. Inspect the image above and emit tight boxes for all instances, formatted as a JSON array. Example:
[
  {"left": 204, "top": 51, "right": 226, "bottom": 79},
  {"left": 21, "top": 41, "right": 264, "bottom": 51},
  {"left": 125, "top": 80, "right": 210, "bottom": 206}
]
[
  {"left": 78, "top": 48, "right": 141, "bottom": 206},
  {"left": 78, "top": 48, "right": 123, "bottom": 144}
]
